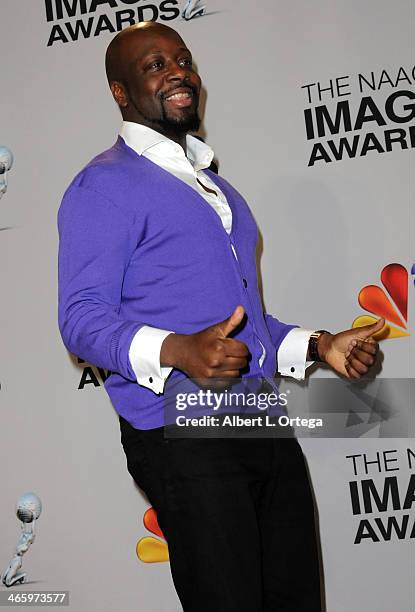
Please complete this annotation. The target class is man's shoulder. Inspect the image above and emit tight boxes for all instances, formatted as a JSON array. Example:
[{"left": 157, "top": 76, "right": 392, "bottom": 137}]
[
  {"left": 58, "top": 138, "right": 161, "bottom": 224},
  {"left": 69, "top": 137, "right": 143, "bottom": 190},
  {"left": 61, "top": 137, "right": 162, "bottom": 214}
]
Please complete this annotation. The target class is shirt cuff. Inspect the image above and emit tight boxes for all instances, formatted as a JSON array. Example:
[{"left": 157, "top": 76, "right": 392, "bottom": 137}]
[
  {"left": 277, "top": 328, "right": 315, "bottom": 380},
  {"left": 129, "top": 326, "right": 175, "bottom": 395}
]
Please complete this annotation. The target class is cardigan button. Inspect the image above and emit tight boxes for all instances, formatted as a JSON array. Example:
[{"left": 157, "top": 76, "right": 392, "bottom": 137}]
[{"left": 242, "top": 278, "right": 248, "bottom": 288}]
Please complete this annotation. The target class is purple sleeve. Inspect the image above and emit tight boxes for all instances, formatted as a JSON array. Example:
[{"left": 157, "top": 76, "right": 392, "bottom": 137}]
[
  {"left": 264, "top": 313, "right": 298, "bottom": 353},
  {"left": 57, "top": 186, "right": 142, "bottom": 380}
]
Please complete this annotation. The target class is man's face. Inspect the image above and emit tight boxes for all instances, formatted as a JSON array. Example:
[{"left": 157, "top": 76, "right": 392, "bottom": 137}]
[{"left": 122, "top": 29, "right": 201, "bottom": 134}]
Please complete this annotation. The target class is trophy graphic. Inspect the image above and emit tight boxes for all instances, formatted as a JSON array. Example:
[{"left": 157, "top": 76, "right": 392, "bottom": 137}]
[
  {"left": 182, "top": 0, "right": 206, "bottom": 20},
  {"left": 1, "top": 493, "right": 42, "bottom": 587},
  {"left": 0, "top": 146, "right": 14, "bottom": 199}
]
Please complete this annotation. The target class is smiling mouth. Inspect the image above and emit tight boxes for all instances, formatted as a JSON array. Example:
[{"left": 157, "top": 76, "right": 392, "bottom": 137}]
[{"left": 164, "top": 90, "right": 194, "bottom": 108}]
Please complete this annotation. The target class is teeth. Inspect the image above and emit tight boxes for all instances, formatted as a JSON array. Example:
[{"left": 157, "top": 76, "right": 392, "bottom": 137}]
[{"left": 166, "top": 92, "right": 191, "bottom": 100}]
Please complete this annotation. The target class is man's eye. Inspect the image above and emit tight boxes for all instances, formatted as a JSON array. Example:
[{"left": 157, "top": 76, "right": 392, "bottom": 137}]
[
  {"left": 179, "top": 58, "right": 193, "bottom": 67},
  {"left": 149, "top": 61, "right": 163, "bottom": 70}
]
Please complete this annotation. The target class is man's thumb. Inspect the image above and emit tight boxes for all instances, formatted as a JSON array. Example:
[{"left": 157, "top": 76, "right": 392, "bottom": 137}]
[
  {"left": 218, "top": 305, "right": 245, "bottom": 337},
  {"left": 355, "top": 317, "right": 385, "bottom": 340}
]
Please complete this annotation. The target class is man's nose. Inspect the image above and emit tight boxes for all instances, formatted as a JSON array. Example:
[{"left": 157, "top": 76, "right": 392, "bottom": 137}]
[{"left": 166, "top": 62, "right": 189, "bottom": 82}]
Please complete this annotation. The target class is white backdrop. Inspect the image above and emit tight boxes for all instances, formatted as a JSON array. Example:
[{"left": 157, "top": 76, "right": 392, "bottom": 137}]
[{"left": 1, "top": 1, "right": 414, "bottom": 610}]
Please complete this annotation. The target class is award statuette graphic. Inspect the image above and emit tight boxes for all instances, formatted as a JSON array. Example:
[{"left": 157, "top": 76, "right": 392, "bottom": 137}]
[
  {"left": 1, "top": 493, "right": 42, "bottom": 587},
  {"left": 182, "top": 0, "right": 206, "bottom": 20},
  {"left": 0, "top": 146, "right": 13, "bottom": 199}
]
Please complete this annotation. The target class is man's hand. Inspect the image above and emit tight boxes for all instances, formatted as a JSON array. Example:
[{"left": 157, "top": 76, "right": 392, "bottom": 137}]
[
  {"left": 160, "top": 305, "right": 249, "bottom": 380},
  {"left": 317, "top": 318, "right": 384, "bottom": 379}
]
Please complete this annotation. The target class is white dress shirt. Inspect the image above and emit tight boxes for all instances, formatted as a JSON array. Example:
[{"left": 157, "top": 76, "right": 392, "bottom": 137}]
[{"left": 120, "top": 121, "right": 314, "bottom": 394}]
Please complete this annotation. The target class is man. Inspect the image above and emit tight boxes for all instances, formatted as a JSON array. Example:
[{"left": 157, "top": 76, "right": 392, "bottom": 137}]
[{"left": 58, "top": 22, "right": 383, "bottom": 611}]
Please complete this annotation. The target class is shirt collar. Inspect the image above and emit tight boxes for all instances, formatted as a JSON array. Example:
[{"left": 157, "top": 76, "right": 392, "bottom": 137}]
[
  {"left": 120, "top": 121, "right": 214, "bottom": 171},
  {"left": 186, "top": 134, "right": 214, "bottom": 171}
]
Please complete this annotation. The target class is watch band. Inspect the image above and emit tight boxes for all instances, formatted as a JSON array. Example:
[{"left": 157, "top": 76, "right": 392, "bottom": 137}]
[{"left": 308, "top": 330, "right": 329, "bottom": 362}]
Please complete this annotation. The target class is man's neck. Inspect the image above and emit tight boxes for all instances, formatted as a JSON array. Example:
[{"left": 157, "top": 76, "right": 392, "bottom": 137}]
[
  {"left": 164, "top": 130, "right": 187, "bottom": 153},
  {"left": 122, "top": 117, "right": 188, "bottom": 153}
]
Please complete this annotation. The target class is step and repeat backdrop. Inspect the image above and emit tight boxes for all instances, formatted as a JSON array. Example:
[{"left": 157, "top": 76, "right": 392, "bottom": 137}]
[{"left": 1, "top": 1, "right": 414, "bottom": 610}]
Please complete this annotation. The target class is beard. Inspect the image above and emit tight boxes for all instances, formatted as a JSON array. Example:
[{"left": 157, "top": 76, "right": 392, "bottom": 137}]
[
  {"left": 138, "top": 107, "right": 201, "bottom": 136},
  {"left": 126, "top": 82, "right": 201, "bottom": 135},
  {"left": 154, "top": 85, "right": 201, "bottom": 134},
  {"left": 157, "top": 104, "right": 201, "bottom": 133}
]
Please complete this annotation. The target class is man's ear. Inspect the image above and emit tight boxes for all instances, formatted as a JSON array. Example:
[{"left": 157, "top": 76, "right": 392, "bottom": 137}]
[{"left": 110, "top": 81, "right": 129, "bottom": 108}]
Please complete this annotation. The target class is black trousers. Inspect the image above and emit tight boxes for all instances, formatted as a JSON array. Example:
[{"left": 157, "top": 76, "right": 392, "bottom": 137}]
[{"left": 119, "top": 416, "right": 322, "bottom": 612}]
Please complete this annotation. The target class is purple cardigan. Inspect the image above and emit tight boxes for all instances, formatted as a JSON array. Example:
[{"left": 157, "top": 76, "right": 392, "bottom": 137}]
[{"left": 58, "top": 137, "right": 296, "bottom": 429}]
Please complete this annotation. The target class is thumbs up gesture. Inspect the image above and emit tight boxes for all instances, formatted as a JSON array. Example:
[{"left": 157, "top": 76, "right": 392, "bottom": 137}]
[
  {"left": 317, "top": 318, "right": 384, "bottom": 378},
  {"left": 160, "top": 305, "right": 250, "bottom": 380}
]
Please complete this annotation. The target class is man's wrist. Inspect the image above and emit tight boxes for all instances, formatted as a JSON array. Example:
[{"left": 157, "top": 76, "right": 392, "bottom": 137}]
[
  {"left": 160, "top": 332, "right": 186, "bottom": 369},
  {"left": 314, "top": 331, "right": 333, "bottom": 363},
  {"left": 306, "top": 330, "right": 332, "bottom": 362}
]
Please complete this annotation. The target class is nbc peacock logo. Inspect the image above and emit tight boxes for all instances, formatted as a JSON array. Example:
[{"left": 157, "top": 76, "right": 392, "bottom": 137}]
[
  {"left": 353, "top": 263, "right": 411, "bottom": 339},
  {"left": 136, "top": 507, "right": 169, "bottom": 564}
]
